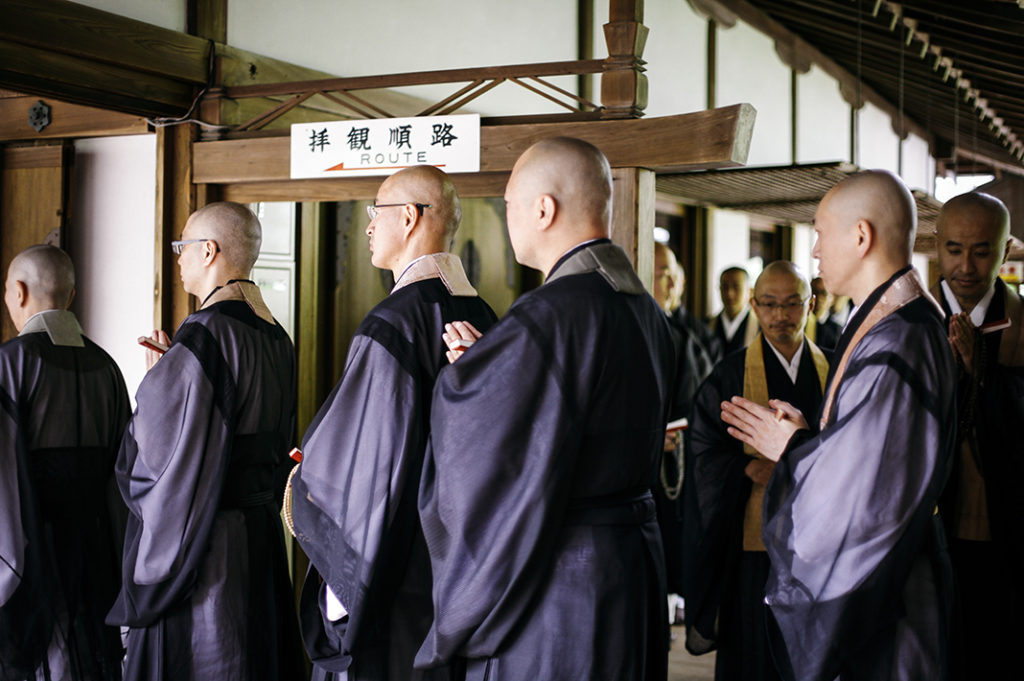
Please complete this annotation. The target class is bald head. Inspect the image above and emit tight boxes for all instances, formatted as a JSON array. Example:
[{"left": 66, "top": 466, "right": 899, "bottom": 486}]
[
  {"left": 935, "top": 191, "right": 1011, "bottom": 309},
  {"left": 8, "top": 245, "right": 75, "bottom": 308},
  {"left": 504, "top": 137, "right": 613, "bottom": 272},
  {"left": 381, "top": 165, "right": 461, "bottom": 245},
  {"left": 826, "top": 170, "right": 916, "bottom": 259},
  {"left": 513, "top": 137, "right": 612, "bottom": 229},
  {"left": 754, "top": 261, "right": 809, "bottom": 299},
  {"left": 186, "top": 202, "right": 262, "bottom": 274},
  {"left": 813, "top": 170, "right": 917, "bottom": 302}
]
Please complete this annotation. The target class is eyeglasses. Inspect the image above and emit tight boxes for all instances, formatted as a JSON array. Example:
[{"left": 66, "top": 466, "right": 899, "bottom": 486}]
[
  {"left": 754, "top": 297, "right": 810, "bottom": 313},
  {"left": 171, "top": 238, "right": 220, "bottom": 255},
  {"left": 366, "top": 202, "right": 431, "bottom": 221}
]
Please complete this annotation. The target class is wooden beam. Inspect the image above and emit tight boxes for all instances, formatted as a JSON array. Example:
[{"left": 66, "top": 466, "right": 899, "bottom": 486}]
[
  {"left": 221, "top": 173, "right": 511, "bottom": 204},
  {"left": 195, "top": 104, "right": 756, "bottom": 185},
  {"left": 0, "top": 95, "right": 149, "bottom": 141},
  {"left": 154, "top": 125, "right": 198, "bottom": 332},
  {"left": 601, "top": 0, "right": 649, "bottom": 118}
]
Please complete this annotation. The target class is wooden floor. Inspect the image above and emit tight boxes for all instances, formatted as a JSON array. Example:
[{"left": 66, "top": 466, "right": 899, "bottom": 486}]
[{"left": 668, "top": 626, "right": 716, "bottom": 681}]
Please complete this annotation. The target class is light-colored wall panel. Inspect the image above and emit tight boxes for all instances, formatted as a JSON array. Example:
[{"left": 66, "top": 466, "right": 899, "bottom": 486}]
[
  {"left": 644, "top": 0, "right": 706, "bottom": 117},
  {"left": 857, "top": 101, "right": 899, "bottom": 173},
  {"left": 796, "top": 64, "right": 849, "bottom": 164},
  {"left": 70, "top": 134, "right": 157, "bottom": 404},
  {"left": 227, "top": 0, "right": 578, "bottom": 117},
  {"left": 901, "top": 132, "right": 933, "bottom": 192},
  {"left": 716, "top": 20, "right": 790, "bottom": 166}
]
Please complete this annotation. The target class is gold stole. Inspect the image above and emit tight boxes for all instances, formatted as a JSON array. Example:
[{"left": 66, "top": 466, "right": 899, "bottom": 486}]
[
  {"left": 804, "top": 314, "right": 818, "bottom": 344},
  {"left": 740, "top": 334, "right": 829, "bottom": 551}
]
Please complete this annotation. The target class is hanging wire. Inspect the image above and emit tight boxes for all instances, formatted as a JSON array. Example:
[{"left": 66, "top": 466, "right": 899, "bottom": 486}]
[
  {"left": 898, "top": 21, "right": 905, "bottom": 175},
  {"left": 853, "top": 0, "right": 863, "bottom": 166},
  {"left": 953, "top": 78, "right": 960, "bottom": 179}
]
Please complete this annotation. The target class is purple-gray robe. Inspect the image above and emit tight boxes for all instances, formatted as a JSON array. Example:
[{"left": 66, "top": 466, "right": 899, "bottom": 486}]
[
  {"left": 106, "top": 285, "right": 305, "bottom": 681},
  {"left": 0, "top": 310, "right": 129, "bottom": 681},
  {"left": 416, "top": 240, "right": 675, "bottom": 681}
]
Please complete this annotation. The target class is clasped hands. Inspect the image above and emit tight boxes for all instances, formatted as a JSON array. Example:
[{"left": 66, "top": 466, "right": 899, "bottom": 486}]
[{"left": 720, "top": 397, "right": 809, "bottom": 463}]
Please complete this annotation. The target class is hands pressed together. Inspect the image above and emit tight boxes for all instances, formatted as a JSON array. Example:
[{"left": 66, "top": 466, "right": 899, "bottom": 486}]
[{"left": 720, "top": 396, "right": 809, "bottom": 463}]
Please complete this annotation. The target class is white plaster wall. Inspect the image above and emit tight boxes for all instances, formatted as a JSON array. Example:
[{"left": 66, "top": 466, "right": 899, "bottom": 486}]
[
  {"left": 796, "top": 64, "right": 849, "bottom": 164},
  {"left": 901, "top": 132, "right": 933, "bottom": 192},
  {"left": 69, "top": 0, "right": 186, "bottom": 31},
  {"left": 643, "top": 0, "right": 707, "bottom": 117},
  {"left": 857, "top": 101, "right": 899, "bottom": 173},
  {"left": 707, "top": 208, "right": 751, "bottom": 314},
  {"left": 70, "top": 135, "right": 157, "bottom": 405},
  {"left": 227, "top": 0, "right": 578, "bottom": 117},
  {"left": 717, "top": 21, "right": 791, "bottom": 166},
  {"left": 792, "top": 222, "right": 816, "bottom": 279}
]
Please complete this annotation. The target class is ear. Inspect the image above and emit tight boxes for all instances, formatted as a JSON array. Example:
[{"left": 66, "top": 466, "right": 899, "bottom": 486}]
[
  {"left": 854, "top": 219, "right": 874, "bottom": 258},
  {"left": 536, "top": 194, "right": 557, "bottom": 232},
  {"left": 201, "top": 239, "right": 219, "bottom": 265},
  {"left": 13, "top": 279, "right": 27, "bottom": 307},
  {"left": 1001, "top": 238, "right": 1012, "bottom": 265},
  {"left": 65, "top": 287, "right": 76, "bottom": 310},
  {"left": 402, "top": 202, "right": 420, "bottom": 237}
]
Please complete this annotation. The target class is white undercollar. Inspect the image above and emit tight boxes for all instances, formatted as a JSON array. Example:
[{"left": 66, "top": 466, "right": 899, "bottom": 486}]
[{"left": 940, "top": 280, "right": 995, "bottom": 327}]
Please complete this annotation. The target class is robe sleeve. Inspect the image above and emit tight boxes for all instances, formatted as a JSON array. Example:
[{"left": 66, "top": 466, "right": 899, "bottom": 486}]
[
  {"left": 415, "top": 306, "right": 581, "bottom": 667},
  {"left": 0, "top": 386, "right": 24, "bottom": 607},
  {"left": 109, "top": 322, "right": 235, "bottom": 625},
  {"left": 762, "top": 316, "right": 955, "bottom": 681},
  {"left": 290, "top": 325, "right": 427, "bottom": 655}
]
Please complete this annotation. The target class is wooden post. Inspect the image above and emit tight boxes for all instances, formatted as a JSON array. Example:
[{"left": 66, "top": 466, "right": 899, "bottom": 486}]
[
  {"left": 601, "top": 0, "right": 648, "bottom": 119},
  {"left": 611, "top": 167, "right": 655, "bottom": 290},
  {"left": 153, "top": 124, "right": 198, "bottom": 332}
]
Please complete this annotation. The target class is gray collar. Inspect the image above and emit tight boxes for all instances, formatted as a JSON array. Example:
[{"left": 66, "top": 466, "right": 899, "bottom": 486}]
[
  {"left": 546, "top": 242, "right": 646, "bottom": 295},
  {"left": 20, "top": 310, "right": 85, "bottom": 347},
  {"left": 392, "top": 253, "right": 478, "bottom": 296}
]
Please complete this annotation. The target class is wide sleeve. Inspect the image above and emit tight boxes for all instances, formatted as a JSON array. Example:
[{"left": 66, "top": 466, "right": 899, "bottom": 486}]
[
  {"left": 0, "top": 386, "right": 24, "bottom": 607},
  {"left": 414, "top": 308, "right": 580, "bottom": 667},
  {"left": 107, "top": 323, "right": 235, "bottom": 626},
  {"left": 762, "top": 319, "right": 955, "bottom": 681},
  {"left": 290, "top": 327, "right": 426, "bottom": 650}
]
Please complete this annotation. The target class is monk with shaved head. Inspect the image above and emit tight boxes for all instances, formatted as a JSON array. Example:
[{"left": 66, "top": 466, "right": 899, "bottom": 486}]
[
  {"left": 722, "top": 170, "right": 956, "bottom": 680},
  {"left": 287, "top": 166, "right": 496, "bottom": 681},
  {"left": 684, "top": 260, "right": 828, "bottom": 681},
  {"left": 0, "top": 244, "right": 129, "bottom": 680},
  {"left": 108, "top": 202, "right": 306, "bottom": 681},
  {"left": 421, "top": 138, "right": 675, "bottom": 680},
  {"left": 931, "top": 192, "right": 1023, "bottom": 681}
]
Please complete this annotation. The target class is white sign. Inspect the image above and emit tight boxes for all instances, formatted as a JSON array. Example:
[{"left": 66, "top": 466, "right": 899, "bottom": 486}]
[{"left": 290, "top": 114, "right": 480, "bottom": 179}]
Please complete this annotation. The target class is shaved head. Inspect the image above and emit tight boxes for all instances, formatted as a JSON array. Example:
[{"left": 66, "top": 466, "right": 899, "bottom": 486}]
[
  {"left": 185, "top": 202, "right": 262, "bottom": 273},
  {"left": 813, "top": 170, "right": 917, "bottom": 302},
  {"left": 8, "top": 244, "right": 75, "bottom": 308},
  {"left": 824, "top": 170, "right": 917, "bottom": 259},
  {"left": 380, "top": 165, "right": 461, "bottom": 244},
  {"left": 512, "top": 137, "right": 612, "bottom": 229},
  {"left": 935, "top": 191, "right": 1011, "bottom": 309},
  {"left": 754, "top": 260, "right": 809, "bottom": 299},
  {"left": 503, "top": 137, "right": 613, "bottom": 273}
]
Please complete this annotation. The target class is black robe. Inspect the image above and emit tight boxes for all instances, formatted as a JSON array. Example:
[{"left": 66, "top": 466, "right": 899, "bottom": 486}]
[
  {"left": 655, "top": 313, "right": 713, "bottom": 596},
  {"left": 0, "top": 312, "right": 129, "bottom": 681},
  {"left": 106, "top": 286, "right": 305, "bottom": 681},
  {"left": 762, "top": 267, "right": 956, "bottom": 681},
  {"left": 934, "top": 278, "right": 1024, "bottom": 680},
  {"left": 710, "top": 309, "right": 757, "bottom": 358},
  {"left": 682, "top": 336, "right": 825, "bottom": 681},
  {"left": 291, "top": 261, "right": 496, "bottom": 681},
  {"left": 672, "top": 305, "right": 721, "bottom": 365},
  {"left": 415, "top": 240, "right": 675, "bottom": 681}
]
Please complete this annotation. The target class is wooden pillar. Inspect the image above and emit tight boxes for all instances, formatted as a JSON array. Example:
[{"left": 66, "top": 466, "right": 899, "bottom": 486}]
[
  {"left": 611, "top": 167, "right": 655, "bottom": 290},
  {"left": 601, "top": 0, "right": 648, "bottom": 119},
  {"left": 154, "top": 124, "right": 198, "bottom": 331}
]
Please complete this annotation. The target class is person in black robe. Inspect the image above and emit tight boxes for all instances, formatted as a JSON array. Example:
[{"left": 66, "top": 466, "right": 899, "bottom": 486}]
[
  {"left": 931, "top": 191, "right": 1024, "bottom": 681},
  {"left": 683, "top": 261, "right": 828, "bottom": 681},
  {"left": 804, "top": 276, "right": 841, "bottom": 351},
  {"left": 421, "top": 137, "right": 675, "bottom": 681},
  {"left": 722, "top": 171, "right": 956, "bottom": 681},
  {"left": 652, "top": 243, "right": 711, "bottom": 609},
  {"left": 0, "top": 245, "right": 129, "bottom": 681},
  {"left": 286, "top": 166, "right": 496, "bottom": 681},
  {"left": 106, "top": 202, "right": 305, "bottom": 681},
  {"left": 709, "top": 267, "right": 759, "bottom": 358}
]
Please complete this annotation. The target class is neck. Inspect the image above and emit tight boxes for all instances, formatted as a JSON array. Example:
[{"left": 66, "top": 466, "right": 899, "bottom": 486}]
[
  {"left": 848, "top": 260, "right": 908, "bottom": 306},
  {"left": 724, "top": 306, "right": 744, "bottom": 321},
  {"left": 767, "top": 336, "right": 801, "bottom": 362}
]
